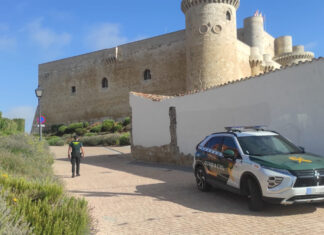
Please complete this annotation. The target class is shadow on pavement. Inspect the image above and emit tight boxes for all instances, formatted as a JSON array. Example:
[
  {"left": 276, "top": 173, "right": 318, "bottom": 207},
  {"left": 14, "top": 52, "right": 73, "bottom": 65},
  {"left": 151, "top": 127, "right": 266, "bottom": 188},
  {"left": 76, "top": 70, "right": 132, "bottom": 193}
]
[{"left": 56, "top": 153, "right": 319, "bottom": 216}]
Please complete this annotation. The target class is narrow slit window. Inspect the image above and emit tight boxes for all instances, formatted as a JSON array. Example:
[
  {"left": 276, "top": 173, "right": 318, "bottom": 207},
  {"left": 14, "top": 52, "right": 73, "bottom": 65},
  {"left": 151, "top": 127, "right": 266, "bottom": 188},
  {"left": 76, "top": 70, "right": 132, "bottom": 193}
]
[
  {"left": 102, "top": 78, "right": 108, "bottom": 88},
  {"left": 226, "top": 11, "right": 231, "bottom": 21},
  {"left": 71, "top": 86, "right": 76, "bottom": 94},
  {"left": 144, "top": 69, "right": 151, "bottom": 80}
]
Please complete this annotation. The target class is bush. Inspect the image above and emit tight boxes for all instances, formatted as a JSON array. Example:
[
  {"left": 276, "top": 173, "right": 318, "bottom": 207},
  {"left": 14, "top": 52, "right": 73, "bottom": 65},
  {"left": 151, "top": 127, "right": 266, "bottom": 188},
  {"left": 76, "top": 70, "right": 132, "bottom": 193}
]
[
  {"left": 84, "top": 132, "right": 95, "bottom": 137},
  {"left": 66, "top": 122, "right": 84, "bottom": 133},
  {"left": 90, "top": 125, "right": 102, "bottom": 133},
  {"left": 101, "top": 119, "right": 114, "bottom": 132},
  {"left": 75, "top": 128, "right": 87, "bottom": 136},
  {"left": 0, "top": 134, "right": 90, "bottom": 234},
  {"left": 102, "top": 134, "right": 120, "bottom": 146},
  {"left": 0, "top": 118, "right": 18, "bottom": 136},
  {"left": 80, "top": 136, "right": 102, "bottom": 146},
  {"left": 50, "top": 124, "right": 64, "bottom": 133},
  {"left": 47, "top": 136, "right": 64, "bottom": 146},
  {"left": 119, "top": 132, "right": 131, "bottom": 146},
  {"left": 81, "top": 133, "right": 124, "bottom": 146},
  {"left": 58, "top": 125, "right": 67, "bottom": 135},
  {"left": 13, "top": 119, "right": 25, "bottom": 133},
  {"left": 0, "top": 135, "right": 54, "bottom": 179},
  {"left": 83, "top": 122, "right": 89, "bottom": 128},
  {"left": 113, "top": 123, "right": 123, "bottom": 133},
  {"left": 0, "top": 174, "right": 90, "bottom": 235},
  {"left": 122, "top": 117, "right": 130, "bottom": 126},
  {"left": 0, "top": 192, "right": 32, "bottom": 235}
]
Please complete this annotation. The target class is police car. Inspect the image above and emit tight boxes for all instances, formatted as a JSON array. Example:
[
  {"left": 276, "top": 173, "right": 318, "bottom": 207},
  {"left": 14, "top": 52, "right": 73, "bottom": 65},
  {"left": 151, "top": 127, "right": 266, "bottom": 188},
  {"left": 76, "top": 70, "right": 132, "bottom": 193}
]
[{"left": 194, "top": 126, "right": 324, "bottom": 211}]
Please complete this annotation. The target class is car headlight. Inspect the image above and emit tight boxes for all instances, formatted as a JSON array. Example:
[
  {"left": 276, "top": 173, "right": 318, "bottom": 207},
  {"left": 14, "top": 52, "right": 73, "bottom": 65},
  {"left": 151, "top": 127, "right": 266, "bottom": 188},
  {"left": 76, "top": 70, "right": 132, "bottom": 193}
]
[{"left": 267, "top": 176, "right": 284, "bottom": 189}]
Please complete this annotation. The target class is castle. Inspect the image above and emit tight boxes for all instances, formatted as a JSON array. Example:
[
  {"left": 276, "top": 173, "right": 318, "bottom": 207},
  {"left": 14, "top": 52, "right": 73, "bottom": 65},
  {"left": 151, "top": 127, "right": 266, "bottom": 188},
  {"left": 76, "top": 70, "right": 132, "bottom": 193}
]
[{"left": 33, "top": 0, "right": 314, "bottom": 130}]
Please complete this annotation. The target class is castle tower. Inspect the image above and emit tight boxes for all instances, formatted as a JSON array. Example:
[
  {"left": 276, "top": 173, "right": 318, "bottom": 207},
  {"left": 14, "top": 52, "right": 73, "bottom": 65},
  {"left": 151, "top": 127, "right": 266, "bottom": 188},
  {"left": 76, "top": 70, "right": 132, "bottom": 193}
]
[
  {"left": 243, "top": 15, "right": 265, "bottom": 55},
  {"left": 182, "top": 0, "right": 240, "bottom": 91}
]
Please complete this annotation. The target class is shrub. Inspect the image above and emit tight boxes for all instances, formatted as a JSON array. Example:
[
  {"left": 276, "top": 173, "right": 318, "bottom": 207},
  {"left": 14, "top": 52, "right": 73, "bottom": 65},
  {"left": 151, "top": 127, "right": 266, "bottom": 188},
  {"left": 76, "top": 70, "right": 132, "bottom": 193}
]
[
  {"left": 47, "top": 136, "right": 64, "bottom": 146},
  {"left": 119, "top": 132, "right": 131, "bottom": 146},
  {"left": 83, "top": 122, "right": 89, "bottom": 128},
  {"left": 113, "top": 123, "right": 123, "bottom": 133},
  {"left": 0, "top": 174, "right": 90, "bottom": 235},
  {"left": 13, "top": 119, "right": 25, "bottom": 133},
  {"left": 58, "top": 125, "right": 67, "bottom": 135},
  {"left": 90, "top": 125, "right": 102, "bottom": 133},
  {"left": 0, "top": 192, "right": 32, "bottom": 235},
  {"left": 102, "top": 134, "right": 120, "bottom": 146},
  {"left": 75, "top": 128, "right": 87, "bottom": 136},
  {"left": 84, "top": 132, "right": 95, "bottom": 137},
  {"left": 101, "top": 119, "right": 114, "bottom": 132},
  {"left": 81, "top": 133, "right": 124, "bottom": 146},
  {"left": 0, "top": 134, "right": 54, "bottom": 179},
  {"left": 122, "top": 117, "right": 130, "bottom": 126},
  {"left": 66, "top": 122, "right": 84, "bottom": 133},
  {"left": 50, "top": 124, "right": 63, "bottom": 133},
  {"left": 0, "top": 118, "right": 18, "bottom": 135},
  {"left": 80, "top": 136, "right": 102, "bottom": 146},
  {"left": 0, "top": 134, "right": 90, "bottom": 234}
]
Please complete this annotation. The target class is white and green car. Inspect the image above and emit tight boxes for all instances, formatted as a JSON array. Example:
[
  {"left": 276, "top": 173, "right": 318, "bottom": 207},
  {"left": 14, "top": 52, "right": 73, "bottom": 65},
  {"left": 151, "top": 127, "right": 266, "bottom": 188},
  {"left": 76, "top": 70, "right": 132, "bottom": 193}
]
[{"left": 194, "top": 126, "right": 324, "bottom": 211}]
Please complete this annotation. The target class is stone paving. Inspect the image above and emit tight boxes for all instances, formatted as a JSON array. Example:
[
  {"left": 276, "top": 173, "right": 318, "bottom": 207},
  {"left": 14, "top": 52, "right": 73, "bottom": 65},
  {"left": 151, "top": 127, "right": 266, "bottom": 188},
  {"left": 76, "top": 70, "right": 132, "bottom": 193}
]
[{"left": 52, "top": 146, "right": 324, "bottom": 235}]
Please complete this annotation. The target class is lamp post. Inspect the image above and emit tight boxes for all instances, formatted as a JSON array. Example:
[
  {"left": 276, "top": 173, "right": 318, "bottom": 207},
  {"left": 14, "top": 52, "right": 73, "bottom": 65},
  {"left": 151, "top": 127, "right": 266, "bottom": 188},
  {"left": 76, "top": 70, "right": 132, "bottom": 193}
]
[{"left": 35, "top": 87, "right": 43, "bottom": 141}]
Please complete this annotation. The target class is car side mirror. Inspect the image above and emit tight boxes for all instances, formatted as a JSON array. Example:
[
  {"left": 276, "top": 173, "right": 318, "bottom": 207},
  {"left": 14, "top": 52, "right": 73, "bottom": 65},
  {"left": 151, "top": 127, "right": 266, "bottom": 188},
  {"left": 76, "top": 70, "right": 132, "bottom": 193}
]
[{"left": 223, "top": 149, "right": 235, "bottom": 159}]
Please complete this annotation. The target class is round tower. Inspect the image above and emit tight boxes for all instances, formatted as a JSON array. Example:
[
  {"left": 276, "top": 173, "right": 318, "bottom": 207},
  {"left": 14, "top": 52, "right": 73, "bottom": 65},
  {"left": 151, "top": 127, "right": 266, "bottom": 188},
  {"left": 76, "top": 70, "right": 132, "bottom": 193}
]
[
  {"left": 243, "top": 16, "right": 264, "bottom": 55},
  {"left": 182, "top": 0, "right": 240, "bottom": 91},
  {"left": 274, "top": 36, "right": 293, "bottom": 56}
]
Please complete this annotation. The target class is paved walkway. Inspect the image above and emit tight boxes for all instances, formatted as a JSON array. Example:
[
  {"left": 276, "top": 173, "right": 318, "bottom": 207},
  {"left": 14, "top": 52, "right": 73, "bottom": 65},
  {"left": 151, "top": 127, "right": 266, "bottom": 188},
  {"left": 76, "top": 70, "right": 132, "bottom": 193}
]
[{"left": 52, "top": 146, "right": 324, "bottom": 235}]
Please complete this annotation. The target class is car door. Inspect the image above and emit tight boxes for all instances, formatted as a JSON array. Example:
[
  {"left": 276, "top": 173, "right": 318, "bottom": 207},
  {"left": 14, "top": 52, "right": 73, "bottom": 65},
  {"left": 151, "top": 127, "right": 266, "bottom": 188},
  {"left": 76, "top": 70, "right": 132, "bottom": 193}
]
[
  {"left": 218, "top": 136, "right": 241, "bottom": 185},
  {"left": 202, "top": 136, "right": 224, "bottom": 181}
]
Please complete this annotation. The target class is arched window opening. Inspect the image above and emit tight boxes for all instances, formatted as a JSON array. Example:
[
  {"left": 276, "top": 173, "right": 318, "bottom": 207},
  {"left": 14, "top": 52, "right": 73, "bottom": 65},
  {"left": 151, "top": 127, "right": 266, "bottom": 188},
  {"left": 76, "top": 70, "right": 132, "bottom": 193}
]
[
  {"left": 144, "top": 69, "right": 151, "bottom": 80},
  {"left": 226, "top": 11, "right": 231, "bottom": 21},
  {"left": 102, "top": 77, "right": 108, "bottom": 88}
]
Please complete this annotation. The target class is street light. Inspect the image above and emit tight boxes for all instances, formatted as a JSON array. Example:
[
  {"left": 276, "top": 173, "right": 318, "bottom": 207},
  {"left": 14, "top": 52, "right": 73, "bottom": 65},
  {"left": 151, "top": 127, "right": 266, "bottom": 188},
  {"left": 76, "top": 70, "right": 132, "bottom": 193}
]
[{"left": 35, "top": 87, "right": 43, "bottom": 141}]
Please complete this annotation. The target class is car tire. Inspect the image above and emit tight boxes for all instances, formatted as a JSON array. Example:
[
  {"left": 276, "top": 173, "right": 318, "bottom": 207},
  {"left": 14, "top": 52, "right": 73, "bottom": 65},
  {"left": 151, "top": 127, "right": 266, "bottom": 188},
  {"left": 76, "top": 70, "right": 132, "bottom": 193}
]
[
  {"left": 247, "top": 178, "right": 264, "bottom": 211},
  {"left": 195, "top": 166, "right": 211, "bottom": 192}
]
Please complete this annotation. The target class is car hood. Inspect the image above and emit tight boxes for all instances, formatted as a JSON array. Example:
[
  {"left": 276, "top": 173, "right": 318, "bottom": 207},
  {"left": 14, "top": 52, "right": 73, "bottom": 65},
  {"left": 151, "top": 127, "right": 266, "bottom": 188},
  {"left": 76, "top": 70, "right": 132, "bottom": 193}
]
[{"left": 250, "top": 153, "right": 324, "bottom": 171}]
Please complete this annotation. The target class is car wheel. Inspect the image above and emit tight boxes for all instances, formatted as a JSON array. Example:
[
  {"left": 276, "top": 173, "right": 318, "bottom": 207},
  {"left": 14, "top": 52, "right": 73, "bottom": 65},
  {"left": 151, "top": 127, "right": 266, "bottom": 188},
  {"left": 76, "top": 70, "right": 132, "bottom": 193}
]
[
  {"left": 195, "top": 166, "right": 211, "bottom": 192},
  {"left": 247, "top": 178, "right": 264, "bottom": 211}
]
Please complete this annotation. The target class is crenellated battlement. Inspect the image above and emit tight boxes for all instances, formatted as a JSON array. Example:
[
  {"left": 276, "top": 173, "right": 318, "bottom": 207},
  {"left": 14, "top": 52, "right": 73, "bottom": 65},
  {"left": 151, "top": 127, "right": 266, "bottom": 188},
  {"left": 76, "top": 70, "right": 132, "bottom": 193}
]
[{"left": 181, "top": 0, "right": 240, "bottom": 13}]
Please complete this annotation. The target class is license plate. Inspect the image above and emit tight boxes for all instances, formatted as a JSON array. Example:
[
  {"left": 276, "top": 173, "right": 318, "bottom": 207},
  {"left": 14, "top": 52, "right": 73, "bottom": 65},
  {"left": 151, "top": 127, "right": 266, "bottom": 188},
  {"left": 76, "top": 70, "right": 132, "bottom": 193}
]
[{"left": 306, "top": 187, "right": 324, "bottom": 195}]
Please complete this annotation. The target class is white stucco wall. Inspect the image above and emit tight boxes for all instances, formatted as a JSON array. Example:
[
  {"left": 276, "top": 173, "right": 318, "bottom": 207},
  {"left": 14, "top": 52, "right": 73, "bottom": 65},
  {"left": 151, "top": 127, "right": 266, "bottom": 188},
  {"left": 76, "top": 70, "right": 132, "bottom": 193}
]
[
  {"left": 131, "top": 59, "right": 324, "bottom": 156},
  {"left": 130, "top": 95, "right": 171, "bottom": 147}
]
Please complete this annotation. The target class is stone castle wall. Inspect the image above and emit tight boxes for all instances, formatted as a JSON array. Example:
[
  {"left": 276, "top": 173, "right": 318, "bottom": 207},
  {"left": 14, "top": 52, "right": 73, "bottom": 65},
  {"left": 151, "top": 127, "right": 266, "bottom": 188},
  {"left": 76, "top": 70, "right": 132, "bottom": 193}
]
[
  {"left": 33, "top": 0, "right": 315, "bottom": 131},
  {"left": 38, "top": 30, "right": 187, "bottom": 126}
]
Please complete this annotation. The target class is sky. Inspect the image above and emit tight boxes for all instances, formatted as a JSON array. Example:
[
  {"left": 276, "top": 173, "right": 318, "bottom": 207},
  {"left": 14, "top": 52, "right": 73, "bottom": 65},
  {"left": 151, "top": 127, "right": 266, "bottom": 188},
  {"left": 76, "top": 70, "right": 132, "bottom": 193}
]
[{"left": 0, "top": 0, "right": 323, "bottom": 133}]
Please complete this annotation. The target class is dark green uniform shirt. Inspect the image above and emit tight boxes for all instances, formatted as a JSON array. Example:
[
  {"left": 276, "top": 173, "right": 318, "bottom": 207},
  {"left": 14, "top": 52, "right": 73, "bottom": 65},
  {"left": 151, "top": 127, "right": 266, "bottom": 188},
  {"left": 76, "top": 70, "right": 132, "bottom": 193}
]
[{"left": 69, "top": 141, "right": 83, "bottom": 158}]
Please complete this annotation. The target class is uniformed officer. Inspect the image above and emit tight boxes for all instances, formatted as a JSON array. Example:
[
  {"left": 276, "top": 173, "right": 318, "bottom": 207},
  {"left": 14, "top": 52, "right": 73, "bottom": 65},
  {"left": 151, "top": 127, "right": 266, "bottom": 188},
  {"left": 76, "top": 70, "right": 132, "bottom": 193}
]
[{"left": 68, "top": 135, "right": 85, "bottom": 178}]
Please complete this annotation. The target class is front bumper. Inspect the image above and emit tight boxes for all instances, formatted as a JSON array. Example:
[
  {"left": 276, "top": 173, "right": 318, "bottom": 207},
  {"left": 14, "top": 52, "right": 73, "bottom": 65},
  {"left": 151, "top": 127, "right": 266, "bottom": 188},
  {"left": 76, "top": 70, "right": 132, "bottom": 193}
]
[{"left": 263, "top": 186, "right": 324, "bottom": 205}]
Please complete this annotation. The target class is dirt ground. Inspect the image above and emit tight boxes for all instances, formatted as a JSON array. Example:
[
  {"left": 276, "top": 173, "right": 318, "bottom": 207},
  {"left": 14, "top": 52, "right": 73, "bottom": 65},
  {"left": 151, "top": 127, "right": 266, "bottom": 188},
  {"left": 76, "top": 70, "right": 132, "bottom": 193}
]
[{"left": 52, "top": 146, "right": 324, "bottom": 235}]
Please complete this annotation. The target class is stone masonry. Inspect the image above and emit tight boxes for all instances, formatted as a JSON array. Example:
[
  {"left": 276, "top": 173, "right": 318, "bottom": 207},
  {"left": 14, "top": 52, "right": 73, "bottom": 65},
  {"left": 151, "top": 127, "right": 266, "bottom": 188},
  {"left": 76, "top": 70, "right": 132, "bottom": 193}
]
[{"left": 33, "top": 0, "right": 314, "bottom": 130}]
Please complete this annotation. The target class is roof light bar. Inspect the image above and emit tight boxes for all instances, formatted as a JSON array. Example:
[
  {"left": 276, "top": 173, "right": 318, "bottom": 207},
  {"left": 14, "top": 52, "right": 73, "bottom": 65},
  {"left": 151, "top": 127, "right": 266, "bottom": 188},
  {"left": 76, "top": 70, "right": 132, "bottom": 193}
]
[{"left": 225, "top": 126, "right": 267, "bottom": 132}]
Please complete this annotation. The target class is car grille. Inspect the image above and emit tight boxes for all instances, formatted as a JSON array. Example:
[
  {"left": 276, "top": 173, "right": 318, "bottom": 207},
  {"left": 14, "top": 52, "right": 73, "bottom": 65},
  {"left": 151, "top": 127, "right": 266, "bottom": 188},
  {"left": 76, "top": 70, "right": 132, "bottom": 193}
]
[{"left": 290, "top": 169, "right": 324, "bottom": 188}]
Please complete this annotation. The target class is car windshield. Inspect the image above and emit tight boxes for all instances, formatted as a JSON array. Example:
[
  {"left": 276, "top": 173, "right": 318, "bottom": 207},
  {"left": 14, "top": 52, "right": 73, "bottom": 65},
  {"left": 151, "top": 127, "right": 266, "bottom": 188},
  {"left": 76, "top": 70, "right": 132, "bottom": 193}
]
[{"left": 237, "top": 135, "right": 303, "bottom": 156}]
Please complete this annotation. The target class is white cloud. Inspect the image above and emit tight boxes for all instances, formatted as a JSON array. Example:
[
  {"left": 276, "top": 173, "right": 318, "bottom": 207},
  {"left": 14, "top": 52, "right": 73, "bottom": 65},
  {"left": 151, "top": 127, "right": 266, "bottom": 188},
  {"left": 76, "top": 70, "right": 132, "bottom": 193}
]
[
  {"left": 25, "top": 18, "right": 71, "bottom": 49},
  {"left": 4, "top": 106, "right": 36, "bottom": 133},
  {"left": 85, "top": 23, "right": 128, "bottom": 50}
]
